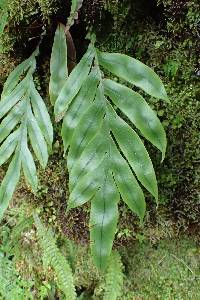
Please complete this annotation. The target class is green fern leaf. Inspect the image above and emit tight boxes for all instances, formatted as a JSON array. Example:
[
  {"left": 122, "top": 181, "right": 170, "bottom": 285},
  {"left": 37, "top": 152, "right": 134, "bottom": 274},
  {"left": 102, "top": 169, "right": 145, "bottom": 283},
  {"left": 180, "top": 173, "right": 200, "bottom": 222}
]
[
  {"left": 0, "top": 52, "right": 53, "bottom": 220},
  {"left": 103, "top": 251, "right": 123, "bottom": 300},
  {"left": 1, "top": 48, "right": 38, "bottom": 98},
  {"left": 0, "top": 130, "right": 20, "bottom": 166},
  {"left": 67, "top": 129, "right": 107, "bottom": 208},
  {"left": 0, "top": 77, "right": 29, "bottom": 119},
  {"left": 49, "top": 23, "right": 68, "bottom": 105},
  {"left": 52, "top": 40, "right": 169, "bottom": 270},
  {"left": 109, "top": 139, "right": 146, "bottom": 220},
  {"left": 21, "top": 140, "right": 38, "bottom": 193},
  {"left": 54, "top": 44, "right": 95, "bottom": 121},
  {"left": 30, "top": 80, "right": 53, "bottom": 148},
  {"left": 0, "top": 151, "right": 21, "bottom": 220},
  {"left": 62, "top": 66, "right": 100, "bottom": 154},
  {"left": 0, "top": 98, "right": 26, "bottom": 143},
  {"left": 67, "top": 88, "right": 105, "bottom": 172},
  {"left": 108, "top": 104, "right": 158, "bottom": 200},
  {"left": 34, "top": 214, "right": 76, "bottom": 300},
  {"left": 90, "top": 166, "right": 120, "bottom": 270},
  {"left": 27, "top": 105, "right": 49, "bottom": 168},
  {"left": 97, "top": 50, "right": 169, "bottom": 102},
  {"left": 104, "top": 79, "right": 167, "bottom": 161}
]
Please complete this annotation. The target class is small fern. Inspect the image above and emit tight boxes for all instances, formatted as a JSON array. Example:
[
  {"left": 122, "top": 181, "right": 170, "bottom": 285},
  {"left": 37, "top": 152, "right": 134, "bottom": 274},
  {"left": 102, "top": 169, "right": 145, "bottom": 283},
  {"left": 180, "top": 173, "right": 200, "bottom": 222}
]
[
  {"left": 0, "top": 253, "right": 31, "bottom": 300},
  {"left": 0, "top": 49, "right": 53, "bottom": 220},
  {"left": 50, "top": 26, "right": 169, "bottom": 270},
  {"left": 103, "top": 251, "right": 124, "bottom": 300},
  {"left": 34, "top": 214, "right": 76, "bottom": 300}
]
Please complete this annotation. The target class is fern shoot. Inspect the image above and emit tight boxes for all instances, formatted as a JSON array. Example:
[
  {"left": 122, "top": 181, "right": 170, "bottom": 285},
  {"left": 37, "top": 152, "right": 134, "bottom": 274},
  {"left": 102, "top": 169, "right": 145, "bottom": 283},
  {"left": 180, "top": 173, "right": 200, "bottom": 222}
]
[
  {"left": 103, "top": 251, "right": 124, "bottom": 300},
  {"left": 34, "top": 214, "right": 76, "bottom": 300}
]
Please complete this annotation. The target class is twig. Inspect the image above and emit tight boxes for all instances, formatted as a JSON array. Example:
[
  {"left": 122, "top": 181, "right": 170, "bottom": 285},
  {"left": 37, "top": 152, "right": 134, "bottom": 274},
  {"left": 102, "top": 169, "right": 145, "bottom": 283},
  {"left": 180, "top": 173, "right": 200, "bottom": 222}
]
[
  {"left": 157, "top": 254, "right": 167, "bottom": 265},
  {"left": 170, "top": 253, "right": 194, "bottom": 275}
]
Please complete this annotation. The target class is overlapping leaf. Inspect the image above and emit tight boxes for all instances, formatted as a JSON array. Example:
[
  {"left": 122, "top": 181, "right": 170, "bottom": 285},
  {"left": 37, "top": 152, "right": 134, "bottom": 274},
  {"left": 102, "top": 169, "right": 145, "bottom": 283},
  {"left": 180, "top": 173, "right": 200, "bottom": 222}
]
[
  {"left": 62, "top": 66, "right": 100, "bottom": 154},
  {"left": 51, "top": 31, "right": 168, "bottom": 270},
  {"left": 54, "top": 43, "right": 95, "bottom": 121},
  {"left": 104, "top": 79, "right": 167, "bottom": 161},
  {"left": 0, "top": 52, "right": 53, "bottom": 220}
]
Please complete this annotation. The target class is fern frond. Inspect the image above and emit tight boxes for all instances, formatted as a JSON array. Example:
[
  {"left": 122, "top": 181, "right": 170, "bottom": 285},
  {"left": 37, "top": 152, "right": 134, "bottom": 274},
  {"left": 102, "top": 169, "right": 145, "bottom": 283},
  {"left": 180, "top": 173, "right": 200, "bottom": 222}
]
[
  {"left": 50, "top": 29, "right": 169, "bottom": 270},
  {"left": 34, "top": 214, "right": 76, "bottom": 300},
  {"left": 0, "top": 253, "right": 26, "bottom": 299},
  {"left": 0, "top": 50, "right": 53, "bottom": 220},
  {"left": 103, "top": 251, "right": 124, "bottom": 300},
  {"left": 49, "top": 23, "right": 68, "bottom": 105}
]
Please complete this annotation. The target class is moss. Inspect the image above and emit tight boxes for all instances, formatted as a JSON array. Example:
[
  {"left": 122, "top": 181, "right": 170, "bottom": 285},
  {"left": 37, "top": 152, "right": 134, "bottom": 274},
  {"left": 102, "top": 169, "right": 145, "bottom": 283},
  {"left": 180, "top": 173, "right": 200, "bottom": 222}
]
[
  {"left": 73, "top": 245, "right": 101, "bottom": 295},
  {"left": 120, "top": 237, "right": 200, "bottom": 299},
  {"left": 0, "top": 0, "right": 71, "bottom": 59}
]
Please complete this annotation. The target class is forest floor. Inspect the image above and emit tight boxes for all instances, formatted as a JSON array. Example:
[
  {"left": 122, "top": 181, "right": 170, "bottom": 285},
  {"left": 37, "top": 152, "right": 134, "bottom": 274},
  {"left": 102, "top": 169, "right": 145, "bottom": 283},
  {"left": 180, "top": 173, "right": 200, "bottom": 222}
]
[{"left": 119, "top": 236, "right": 200, "bottom": 299}]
